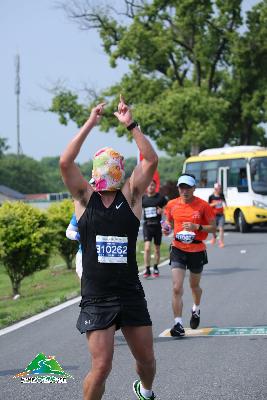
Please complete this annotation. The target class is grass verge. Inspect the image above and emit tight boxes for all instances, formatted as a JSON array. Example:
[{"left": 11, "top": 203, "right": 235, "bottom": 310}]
[{"left": 0, "top": 241, "right": 170, "bottom": 329}]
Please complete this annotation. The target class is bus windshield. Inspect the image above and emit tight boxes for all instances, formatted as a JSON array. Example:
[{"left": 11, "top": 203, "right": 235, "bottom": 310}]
[{"left": 250, "top": 157, "right": 267, "bottom": 195}]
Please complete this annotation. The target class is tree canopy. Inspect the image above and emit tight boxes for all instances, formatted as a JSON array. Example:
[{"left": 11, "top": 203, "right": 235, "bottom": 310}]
[
  {"left": 2, "top": 153, "right": 181, "bottom": 194},
  {"left": 50, "top": 0, "right": 267, "bottom": 156},
  {"left": 0, "top": 154, "right": 51, "bottom": 194}
]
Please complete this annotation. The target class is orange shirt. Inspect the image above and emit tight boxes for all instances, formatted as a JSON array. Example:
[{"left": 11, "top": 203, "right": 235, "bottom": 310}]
[{"left": 164, "top": 196, "right": 215, "bottom": 252}]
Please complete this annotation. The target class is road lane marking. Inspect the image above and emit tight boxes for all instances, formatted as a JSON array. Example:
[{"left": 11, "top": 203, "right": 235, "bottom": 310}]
[
  {"left": 159, "top": 326, "right": 267, "bottom": 337},
  {"left": 0, "top": 296, "right": 81, "bottom": 337},
  {"left": 0, "top": 259, "right": 170, "bottom": 337}
]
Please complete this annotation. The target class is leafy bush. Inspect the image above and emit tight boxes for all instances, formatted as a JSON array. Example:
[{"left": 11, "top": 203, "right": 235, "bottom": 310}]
[
  {"left": 0, "top": 201, "right": 54, "bottom": 296},
  {"left": 47, "top": 199, "right": 78, "bottom": 269}
]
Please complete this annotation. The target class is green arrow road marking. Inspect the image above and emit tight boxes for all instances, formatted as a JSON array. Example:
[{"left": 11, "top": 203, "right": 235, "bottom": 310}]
[{"left": 159, "top": 326, "right": 267, "bottom": 337}]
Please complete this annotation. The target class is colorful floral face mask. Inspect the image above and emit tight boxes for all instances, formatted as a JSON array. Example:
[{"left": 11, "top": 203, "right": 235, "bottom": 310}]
[{"left": 91, "top": 147, "right": 125, "bottom": 191}]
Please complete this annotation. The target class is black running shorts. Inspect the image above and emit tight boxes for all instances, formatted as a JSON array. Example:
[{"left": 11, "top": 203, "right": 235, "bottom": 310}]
[
  {"left": 170, "top": 246, "right": 208, "bottom": 274},
  {"left": 143, "top": 223, "right": 162, "bottom": 245},
  {"left": 76, "top": 297, "right": 152, "bottom": 334}
]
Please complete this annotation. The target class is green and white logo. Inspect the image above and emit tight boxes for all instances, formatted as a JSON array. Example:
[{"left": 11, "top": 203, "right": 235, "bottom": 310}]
[{"left": 14, "top": 352, "right": 73, "bottom": 383}]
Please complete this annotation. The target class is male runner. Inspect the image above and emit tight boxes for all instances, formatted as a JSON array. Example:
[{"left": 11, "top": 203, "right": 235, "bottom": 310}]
[
  {"left": 142, "top": 180, "right": 167, "bottom": 278},
  {"left": 162, "top": 173, "right": 216, "bottom": 337},
  {"left": 208, "top": 182, "right": 226, "bottom": 248},
  {"left": 60, "top": 95, "right": 158, "bottom": 400}
]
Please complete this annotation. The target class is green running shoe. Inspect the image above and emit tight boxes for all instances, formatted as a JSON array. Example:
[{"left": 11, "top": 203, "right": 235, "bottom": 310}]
[{"left": 133, "top": 380, "right": 156, "bottom": 399}]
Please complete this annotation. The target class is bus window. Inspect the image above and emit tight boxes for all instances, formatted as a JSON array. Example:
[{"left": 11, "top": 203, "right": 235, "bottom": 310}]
[
  {"left": 239, "top": 169, "right": 248, "bottom": 186},
  {"left": 186, "top": 160, "right": 218, "bottom": 188},
  {"left": 250, "top": 157, "right": 267, "bottom": 195},
  {"left": 184, "top": 162, "right": 202, "bottom": 186},
  {"left": 237, "top": 169, "right": 248, "bottom": 192},
  {"left": 227, "top": 159, "right": 247, "bottom": 189},
  {"left": 196, "top": 161, "right": 218, "bottom": 188}
]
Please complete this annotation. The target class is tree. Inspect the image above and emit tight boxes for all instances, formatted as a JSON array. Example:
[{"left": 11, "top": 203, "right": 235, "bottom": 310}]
[
  {"left": 39, "top": 156, "right": 66, "bottom": 193},
  {"left": 158, "top": 156, "right": 185, "bottom": 184},
  {"left": 50, "top": 0, "right": 267, "bottom": 156},
  {"left": 223, "top": 1, "right": 267, "bottom": 146},
  {"left": 0, "top": 137, "right": 9, "bottom": 157},
  {"left": 0, "top": 154, "right": 50, "bottom": 194},
  {"left": 0, "top": 202, "right": 53, "bottom": 296},
  {"left": 47, "top": 200, "right": 78, "bottom": 270},
  {"left": 80, "top": 159, "right": 93, "bottom": 180}
]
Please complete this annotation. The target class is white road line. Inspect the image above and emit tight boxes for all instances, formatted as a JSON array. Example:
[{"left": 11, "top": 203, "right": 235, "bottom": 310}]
[
  {"left": 0, "top": 259, "right": 170, "bottom": 337},
  {"left": 0, "top": 296, "right": 81, "bottom": 337}
]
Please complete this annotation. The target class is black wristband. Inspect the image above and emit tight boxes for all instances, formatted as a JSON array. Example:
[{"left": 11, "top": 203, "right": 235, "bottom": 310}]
[
  {"left": 126, "top": 121, "right": 138, "bottom": 131},
  {"left": 198, "top": 224, "right": 203, "bottom": 231}
]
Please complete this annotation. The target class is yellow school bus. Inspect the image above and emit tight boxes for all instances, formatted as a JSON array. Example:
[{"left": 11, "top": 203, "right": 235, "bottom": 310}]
[{"left": 183, "top": 146, "right": 267, "bottom": 232}]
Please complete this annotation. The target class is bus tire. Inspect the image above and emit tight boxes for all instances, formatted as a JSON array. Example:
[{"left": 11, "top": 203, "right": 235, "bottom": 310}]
[{"left": 236, "top": 210, "right": 251, "bottom": 233}]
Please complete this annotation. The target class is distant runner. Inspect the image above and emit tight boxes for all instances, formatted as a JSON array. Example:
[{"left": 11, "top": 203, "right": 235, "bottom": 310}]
[
  {"left": 142, "top": 180, "right": 167, "bottom": 278},
  {"left": 208, "top": 182, "right": 226, "bottom": 248},
  {"left": 66, "top": 213, "right": 82, "bottom": 279},
  {"left": 163, "top": 173, "right": 216, "bottom": 337}
]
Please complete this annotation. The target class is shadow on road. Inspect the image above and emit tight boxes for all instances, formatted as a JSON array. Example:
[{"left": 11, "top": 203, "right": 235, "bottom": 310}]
[{"left": 204, "top": 267, "right": 259, "bottom": 275}]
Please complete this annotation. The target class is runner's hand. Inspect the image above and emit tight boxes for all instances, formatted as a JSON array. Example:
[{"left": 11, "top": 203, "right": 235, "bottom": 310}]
[
  {"left": 114, "top": 94, "right": 133, "bottom": 127},
  {"left": 89, "top": 102, "right": 106, "bottom": 126},
  {"left": 182, "top": 222, "right": 197, "bottom": 231},
  {"left": 161, "top": 220, "right": 172, "bottom": 235}
]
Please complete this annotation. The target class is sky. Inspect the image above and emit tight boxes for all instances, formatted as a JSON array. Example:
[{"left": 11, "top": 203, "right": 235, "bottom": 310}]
[{"left": 0, "top": 0, "right": 260, "bottom": 163}]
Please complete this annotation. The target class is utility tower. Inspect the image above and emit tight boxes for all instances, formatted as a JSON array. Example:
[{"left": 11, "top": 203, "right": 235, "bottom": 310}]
[{"left": 15, "top": 54, "right": 22, "bottom": 155}]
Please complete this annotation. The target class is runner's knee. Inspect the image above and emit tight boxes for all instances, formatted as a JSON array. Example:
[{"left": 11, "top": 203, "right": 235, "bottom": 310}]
[
  {"left": 172, "top": 283, "right": 184, "bottom": 297},
  {"left": 91, "top": 359, "right": 113, "bottom": 382},
  {"left": 190, "top": 281, "right": 201, "bottom": 291},
  {"left": 144, "top": 242, "right": 151, "bottom": 252},
  {"left": 136, "top": 354, "right": 156, "bottom": 371}
]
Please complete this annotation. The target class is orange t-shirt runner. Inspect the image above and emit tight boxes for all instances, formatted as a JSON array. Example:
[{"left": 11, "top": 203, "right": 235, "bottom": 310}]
[{"left": 165, "top": 196, "right": 215, "bottom": 253}]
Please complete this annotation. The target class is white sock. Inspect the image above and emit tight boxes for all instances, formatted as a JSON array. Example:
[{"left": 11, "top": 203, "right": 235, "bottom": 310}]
[
  {"left": 140, "top": 382, "right": 153, "bottom": 398},
  {"left": 192, "top": 304, "right": 200, "bottom": 313},
  {"left": 174, "top": 317, "right": 183, "bottom": 325}
]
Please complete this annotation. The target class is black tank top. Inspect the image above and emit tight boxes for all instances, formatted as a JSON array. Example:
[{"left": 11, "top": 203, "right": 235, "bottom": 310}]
[{"left": 78, "top": 190, "right": 145, "bottom": 301}]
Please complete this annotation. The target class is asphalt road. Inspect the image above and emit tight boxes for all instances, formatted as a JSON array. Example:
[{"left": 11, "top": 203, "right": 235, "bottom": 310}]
[{"left": 0, "top": 226, "right": 267, "bottom": 400}]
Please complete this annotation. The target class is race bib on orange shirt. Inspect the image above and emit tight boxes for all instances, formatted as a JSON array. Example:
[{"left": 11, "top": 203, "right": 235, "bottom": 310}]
[{"left": 175, "top": 230, "right": 196, "bottom": 244}]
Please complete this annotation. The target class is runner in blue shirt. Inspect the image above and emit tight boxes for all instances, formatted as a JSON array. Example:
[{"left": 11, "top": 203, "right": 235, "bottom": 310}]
[{"left": 66, "top": 213, "right": 82, "bottom": 279}]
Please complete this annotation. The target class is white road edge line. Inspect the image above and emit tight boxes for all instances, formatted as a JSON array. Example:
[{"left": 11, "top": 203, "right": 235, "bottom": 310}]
[
  {"left": 0, "top": 296, "right": 81, "bottom": 337},
  {"left": 0, "top": 259, "right": 170, "bottom": 337}
]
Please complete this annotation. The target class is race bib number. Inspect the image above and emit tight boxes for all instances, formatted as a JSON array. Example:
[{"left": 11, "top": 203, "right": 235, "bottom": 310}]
[
  {"left": 215, "top": 201, "right": 223, "bottom": 209},
  {"left": 96, "top": 235, "right": 128, "bottom": 263},
  {"left": 175, "top": 230, "right": 196, "bottom": 244},
  {"left": 145, "top": 207, "right": 157, "bottom": 218}
]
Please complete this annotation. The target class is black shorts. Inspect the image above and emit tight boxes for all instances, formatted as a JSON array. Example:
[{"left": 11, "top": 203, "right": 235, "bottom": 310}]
[
  {"left": 143, "top": 223, "right": 162, "bottom": 245},
  {"left": 76, "top": 297, "right": 152, "bottom": 334},
  {"left": 169, "top": 246, "right": 208, "bottom": 274}
]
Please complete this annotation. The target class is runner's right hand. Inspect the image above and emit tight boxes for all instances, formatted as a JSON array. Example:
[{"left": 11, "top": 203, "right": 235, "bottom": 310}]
[{"left": 161, "top": 220, "right": 172, "bottom": 235}]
